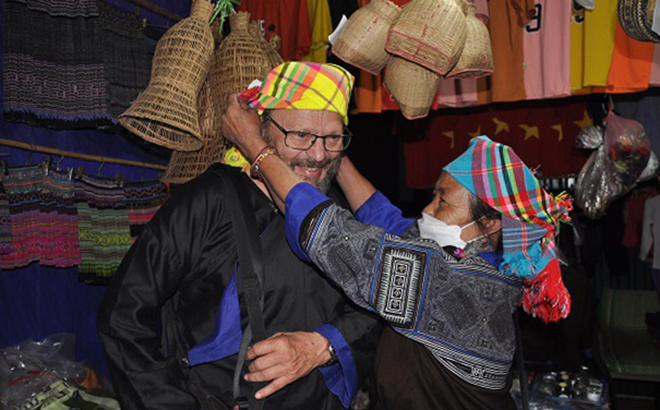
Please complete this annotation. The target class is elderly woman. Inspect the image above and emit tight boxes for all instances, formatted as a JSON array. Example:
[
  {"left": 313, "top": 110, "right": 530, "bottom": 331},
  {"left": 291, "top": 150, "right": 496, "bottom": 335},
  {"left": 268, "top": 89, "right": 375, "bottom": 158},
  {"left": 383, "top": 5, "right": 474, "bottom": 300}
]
[{"left": 221, "top": 94, "right": 572, "bottom": 410}]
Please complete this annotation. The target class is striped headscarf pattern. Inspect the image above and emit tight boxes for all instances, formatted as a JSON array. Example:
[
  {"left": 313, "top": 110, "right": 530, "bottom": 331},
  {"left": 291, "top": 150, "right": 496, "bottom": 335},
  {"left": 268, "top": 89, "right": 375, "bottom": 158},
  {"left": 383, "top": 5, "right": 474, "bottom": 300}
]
[
  {"left": 444, "top": 136, "right": 573, "bottom": 322},
  {"left": 240, "top": 61, "right": 355, "bottom": 125}
]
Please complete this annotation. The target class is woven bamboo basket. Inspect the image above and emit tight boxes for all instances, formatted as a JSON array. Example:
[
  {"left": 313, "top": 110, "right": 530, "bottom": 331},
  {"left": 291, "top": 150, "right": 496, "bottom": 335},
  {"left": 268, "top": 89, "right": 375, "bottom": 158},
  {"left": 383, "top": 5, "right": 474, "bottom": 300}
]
[
  {"left": 386, "top": 0, "right": 467, "bottom": 75},
  {"left": 446, "top": 3, "right": 493, "bottom": 79},
  {"left": 217, "top": 12, "right": 274, "bottom": 114},
  {"left": 618, "top": 0, "right": 659, "bottom": 42},
  {"left": 119, "top": 0, "right": 215, "bottom": 151},
  {"left": 384, "top": 56, "right": 440, "bottom": 120},
  {"left": 332, "top": 0, "right": 403, "bottom": 75},
  {"left": 249, "top": 20, "right": 284, "bottom": 67},
  {"left": 160, "top": 29, "right": 228, "bottom": 184}
]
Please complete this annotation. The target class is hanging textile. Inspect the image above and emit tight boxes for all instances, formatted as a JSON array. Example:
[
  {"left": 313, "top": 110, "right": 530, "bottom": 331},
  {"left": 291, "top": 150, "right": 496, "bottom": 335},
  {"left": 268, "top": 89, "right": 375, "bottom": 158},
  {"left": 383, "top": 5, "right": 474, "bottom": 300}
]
[
  {"left": 238, "top": 0, "right": 312, "bottom": 61},
  {"left": 582, "top": 0, "right": 617, "bottom": 88},
  {"left": 606, "top": 21, "right": 655, "bottom": 93},
  {"left": 1, "top": 164, "right": 47, "bottom": 269},
  {"left": 99, "top": 2, "right": 153, "bottom": 121},
  {"left": 40, "top": 169, "right": 81, "bottom": 268},
  {"left": 0, "top": 164, "right": 80, "bottom": 269},
  {"left": 302, "top": 0, "right": 333, "bottom": 63},
  {"left": 403, "top": 101, "right": 590, "bottom": 189},
  {"left": 522, "top": 0, "right": 572, "bottom": 100},
  {"left": 3, "top": 0, "right": 109, "bottom": 127},
  {"left": 0, "top": 181, "right": 12, "bottom": 256},
  {"left": 124, "top": 180, "right": 169, "bottom": 242},
  {"left": 75, "top": 175, "right": 131, "bottom": 285}
]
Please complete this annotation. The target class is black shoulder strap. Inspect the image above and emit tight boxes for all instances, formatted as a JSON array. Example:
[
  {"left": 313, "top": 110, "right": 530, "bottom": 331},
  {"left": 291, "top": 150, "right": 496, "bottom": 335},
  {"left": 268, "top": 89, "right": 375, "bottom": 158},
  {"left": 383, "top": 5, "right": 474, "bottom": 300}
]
[
  {"left": 210, "top": 167, "right": 267, "bottom": 410},
  {"left": 514, "top": 310, "right": 530, "bottom": 410}
]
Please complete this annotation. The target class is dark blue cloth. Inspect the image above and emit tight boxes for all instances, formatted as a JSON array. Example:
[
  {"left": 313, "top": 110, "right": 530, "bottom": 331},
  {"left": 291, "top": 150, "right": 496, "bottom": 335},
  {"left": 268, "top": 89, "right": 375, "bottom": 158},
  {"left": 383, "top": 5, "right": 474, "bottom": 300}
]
[
  {"left": 285, "top": 183, "right": 331, "bottom": 262},
  {"left": 355, "top": 191, "right": 415, "bottom": 236},
  {"left": 316, "top": 324, "right": 358, "bottom": 409}
]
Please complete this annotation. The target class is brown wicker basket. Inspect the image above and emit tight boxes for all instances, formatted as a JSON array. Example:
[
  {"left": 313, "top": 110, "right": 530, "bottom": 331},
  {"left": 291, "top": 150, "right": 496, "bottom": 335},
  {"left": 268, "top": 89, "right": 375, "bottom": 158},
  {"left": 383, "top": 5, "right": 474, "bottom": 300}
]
[
  {"left": 384, "top": 56, "right": 440, "bottom": 120},
  {"left": 618, "top": 0, "right": 660, "bottom": 42},
  {"left": 386, "top": 0, "right": 467, "bottom": 75},
  {"left": 332, "top": 0, "right": 403, "bottom": 75},
  {"left": 217, "top": 12, "right": 275, "bottom": 113},
  {"left": 119, "top": 0, "right": 215, "bottom": 151},
  {"left": 249, "top": 20, "right": 284, "bottom": 67},
  {"left": 446, "top": 3, "right": 493, "bottom": 79},
  {"left": 161, "top": 50, "right": 227, "bottom": 184}
]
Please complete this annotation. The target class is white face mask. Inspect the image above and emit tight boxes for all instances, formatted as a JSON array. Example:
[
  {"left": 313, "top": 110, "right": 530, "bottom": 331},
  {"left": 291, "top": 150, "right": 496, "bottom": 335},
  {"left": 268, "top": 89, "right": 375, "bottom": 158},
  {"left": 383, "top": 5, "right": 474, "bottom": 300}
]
[{"left": 417, "top": 212, "right": 482, "bottom": 249}]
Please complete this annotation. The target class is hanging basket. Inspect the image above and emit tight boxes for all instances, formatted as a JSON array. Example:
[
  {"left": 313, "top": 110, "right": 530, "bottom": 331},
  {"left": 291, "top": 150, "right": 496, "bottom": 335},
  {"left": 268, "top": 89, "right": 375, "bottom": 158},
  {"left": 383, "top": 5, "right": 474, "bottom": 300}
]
[
  {"left": 446, "top": 3, "right": 493, "bottom": 79},
  {"left": 384, "top": 56, "right": 440, "bottom": 120},
  {"left": 161, "top": 50, "right": 228, "bottom": 184},
  {"left": 217, "top": 12, "right": 274, "bottom": 113},
  {"left": 249, "top": 20, "right": 284, "bottom": 67},
  {"left": 119, "top": 0, "right": 215, "bottom": 151},
  {"left": 618, "top": 0, "right": 659, "bottom": 42},
  {"left": 386, "top": 0, "right": 467, "bottom": 75},
  {"left": 332, "top": 0, "right": 403, "bottom": 75}
]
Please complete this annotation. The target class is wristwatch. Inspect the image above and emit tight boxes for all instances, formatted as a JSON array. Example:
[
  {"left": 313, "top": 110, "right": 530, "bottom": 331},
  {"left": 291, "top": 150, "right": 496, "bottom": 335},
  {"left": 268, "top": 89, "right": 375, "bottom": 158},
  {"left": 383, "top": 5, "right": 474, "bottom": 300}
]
[{"left": 320, "top": 343, "right": 339, "bottom": 367}]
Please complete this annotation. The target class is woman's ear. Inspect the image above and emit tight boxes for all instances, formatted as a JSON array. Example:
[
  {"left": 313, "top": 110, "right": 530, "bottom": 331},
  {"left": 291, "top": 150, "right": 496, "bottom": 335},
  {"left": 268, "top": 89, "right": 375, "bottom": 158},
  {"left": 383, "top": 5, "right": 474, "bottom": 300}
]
[{"left": 482, "top": 218, "right": 502, "bottom": 236}]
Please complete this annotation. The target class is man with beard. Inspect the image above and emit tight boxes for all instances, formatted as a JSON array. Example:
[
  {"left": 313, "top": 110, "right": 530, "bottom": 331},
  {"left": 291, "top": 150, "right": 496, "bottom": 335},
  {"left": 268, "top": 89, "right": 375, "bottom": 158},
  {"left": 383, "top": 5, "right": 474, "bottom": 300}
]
[{"left": 96, "top": 62, "right": 382, "bottom": 410}]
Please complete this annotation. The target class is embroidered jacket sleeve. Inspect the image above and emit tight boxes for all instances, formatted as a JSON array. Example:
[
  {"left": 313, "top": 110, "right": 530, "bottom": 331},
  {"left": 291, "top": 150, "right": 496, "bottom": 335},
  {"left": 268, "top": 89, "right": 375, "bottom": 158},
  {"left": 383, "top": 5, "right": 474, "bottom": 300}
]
[{"left": 286, "top": 183, "right": 523, "bottom": 391}]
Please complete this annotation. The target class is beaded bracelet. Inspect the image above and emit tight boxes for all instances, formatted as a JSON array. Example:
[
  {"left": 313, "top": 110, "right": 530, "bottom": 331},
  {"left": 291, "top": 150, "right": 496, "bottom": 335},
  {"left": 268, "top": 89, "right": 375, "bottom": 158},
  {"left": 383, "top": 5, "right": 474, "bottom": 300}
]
[{"left": 250, "top": 145, "right": 278, "bottom": 179}]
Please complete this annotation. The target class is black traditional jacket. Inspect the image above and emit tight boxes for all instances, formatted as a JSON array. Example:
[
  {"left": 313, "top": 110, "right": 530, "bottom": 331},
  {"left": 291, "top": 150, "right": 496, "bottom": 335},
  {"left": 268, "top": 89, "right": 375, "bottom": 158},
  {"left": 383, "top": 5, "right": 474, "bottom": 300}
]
[{"left": 97, "top": 165, "right": 382, "bottom": 410}]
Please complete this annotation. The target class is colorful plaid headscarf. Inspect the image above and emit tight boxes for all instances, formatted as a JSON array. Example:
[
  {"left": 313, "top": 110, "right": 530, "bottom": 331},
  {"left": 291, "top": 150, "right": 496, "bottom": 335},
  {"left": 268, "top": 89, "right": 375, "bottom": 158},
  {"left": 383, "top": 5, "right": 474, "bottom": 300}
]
[
  {"left": 240, "top": 61, "right": 355, "bottom": 125},
  {"left": 444, "top": 136, "right": 573, "bottom": 322}
]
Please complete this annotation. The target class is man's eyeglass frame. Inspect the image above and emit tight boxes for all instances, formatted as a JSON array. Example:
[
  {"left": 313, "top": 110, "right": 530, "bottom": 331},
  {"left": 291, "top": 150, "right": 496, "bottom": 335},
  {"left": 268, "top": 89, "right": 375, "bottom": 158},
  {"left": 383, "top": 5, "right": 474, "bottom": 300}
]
[{"left": 262, "top": 113, "right": 352, "bottom": 152}]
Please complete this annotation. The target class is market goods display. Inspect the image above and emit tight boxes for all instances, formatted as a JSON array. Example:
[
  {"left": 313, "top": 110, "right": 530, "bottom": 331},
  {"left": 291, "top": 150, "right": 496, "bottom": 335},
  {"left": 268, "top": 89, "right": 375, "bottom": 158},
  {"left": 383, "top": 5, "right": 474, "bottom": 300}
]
[
  {"left": 575, "top": 113, "right": 657, "bottom": 219},
  {"left": 446, "top": 2, "right": 493, "bottom": 78},
  {"left": 332, "top": 0, "right": 403, "bottom": 74},
  {"left": 386, "top": 0, "right": 467, "bottom": 75},
  {"left": 119, "top": 0, "right": 215, "bottom": 151}
]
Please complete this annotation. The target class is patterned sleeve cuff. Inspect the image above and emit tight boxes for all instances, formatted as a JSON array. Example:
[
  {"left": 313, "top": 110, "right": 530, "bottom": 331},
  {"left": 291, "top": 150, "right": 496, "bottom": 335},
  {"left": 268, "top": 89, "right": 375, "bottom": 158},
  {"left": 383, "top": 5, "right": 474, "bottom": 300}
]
[
  {"left": 285, "top": 182, "right": 334, "bottom": 262},
  {"left": 354, "top": 191, "right": 415, "bottom": 236},
  {"left": 315, "top": 324, "right": 358, "bottom": 409}
]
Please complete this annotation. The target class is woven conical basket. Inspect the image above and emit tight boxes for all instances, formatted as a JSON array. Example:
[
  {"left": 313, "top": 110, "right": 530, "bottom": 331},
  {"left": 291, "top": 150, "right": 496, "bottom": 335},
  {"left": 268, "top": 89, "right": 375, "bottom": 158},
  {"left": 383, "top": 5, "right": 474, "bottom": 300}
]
[
  {"left": 384, "top": 56, "right": 440, "bottom": 120},
  {"left": 618, "top": 0, "right": 659, "bottom": 42},
  {"left": 446, "top": 3, "right": 493, "bottom": 78},
  {"left": 217, "top": 12, "right": 274, "bottom": 113},
  {"left": 161, "top": 48, "right": 227, "bottom": 184},
  {"left": 119, "top": 0, "right": 215, "bottom": 151},
  {"left": 332, "top": 0, "right": 403, "bottom": 75},
  {"left": 249, "top": 20, "right": 284, "bottom": 67},
  {"left": 386, "top": 0, "right": 467, "bottom": 75}
]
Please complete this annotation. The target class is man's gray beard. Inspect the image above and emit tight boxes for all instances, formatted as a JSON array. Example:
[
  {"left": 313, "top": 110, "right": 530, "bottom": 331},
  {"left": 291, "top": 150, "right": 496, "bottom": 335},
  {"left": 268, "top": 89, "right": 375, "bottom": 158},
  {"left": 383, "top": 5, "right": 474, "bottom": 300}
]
[{"left": 291, "top": 154, "right": 342, "bottom": 194}]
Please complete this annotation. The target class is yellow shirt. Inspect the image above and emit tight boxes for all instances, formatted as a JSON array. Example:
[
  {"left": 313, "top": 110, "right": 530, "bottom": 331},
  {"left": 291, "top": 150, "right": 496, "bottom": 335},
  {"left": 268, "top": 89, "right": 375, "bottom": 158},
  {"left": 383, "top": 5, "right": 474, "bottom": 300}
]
[
  {"left": 570, "top": 2, "right": 587, "bottom": 92},
  {"left": 582, "top": 0, "right": 617, "bottom": 87},
  {"left": 302, "top": 0, "right": 333, "bottom": 63}
]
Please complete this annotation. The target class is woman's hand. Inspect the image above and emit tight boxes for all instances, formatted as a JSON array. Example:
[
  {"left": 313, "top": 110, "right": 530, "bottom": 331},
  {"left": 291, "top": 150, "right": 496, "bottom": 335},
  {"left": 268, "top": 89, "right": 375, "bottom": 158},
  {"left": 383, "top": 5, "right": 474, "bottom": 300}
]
[{"left": 221, "top": 94, "right": 267, "bottom": 161}]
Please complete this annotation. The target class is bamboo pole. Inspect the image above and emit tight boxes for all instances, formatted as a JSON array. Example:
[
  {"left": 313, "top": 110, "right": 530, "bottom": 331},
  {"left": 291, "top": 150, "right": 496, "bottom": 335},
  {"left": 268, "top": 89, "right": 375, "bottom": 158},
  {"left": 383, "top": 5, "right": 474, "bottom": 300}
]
[{"left": 0, "top": 138, "right": 167, "bottom": 170}]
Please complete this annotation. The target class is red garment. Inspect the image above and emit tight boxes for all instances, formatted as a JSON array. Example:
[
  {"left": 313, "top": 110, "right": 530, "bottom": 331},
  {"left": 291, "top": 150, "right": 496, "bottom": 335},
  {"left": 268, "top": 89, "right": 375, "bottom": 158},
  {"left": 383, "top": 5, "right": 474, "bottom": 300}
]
[
  {"left": 403, "top": 101, "right": 589, "bottom": 189},
  {"left": 622, "top": 189, "right": 658, "bottom": 248},
  {"left": 239, "top": 0, "right": 312, "bottom": 62}
]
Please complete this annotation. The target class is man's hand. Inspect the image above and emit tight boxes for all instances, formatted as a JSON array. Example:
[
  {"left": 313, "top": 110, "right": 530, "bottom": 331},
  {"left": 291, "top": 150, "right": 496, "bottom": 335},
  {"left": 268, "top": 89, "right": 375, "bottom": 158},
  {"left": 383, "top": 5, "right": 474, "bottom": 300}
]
[
  {"left": 220, "top": 94, "right": 266, "bottom": 161},
  {"left": 244, "top": 331, "right": 333, "bottom": 399}
]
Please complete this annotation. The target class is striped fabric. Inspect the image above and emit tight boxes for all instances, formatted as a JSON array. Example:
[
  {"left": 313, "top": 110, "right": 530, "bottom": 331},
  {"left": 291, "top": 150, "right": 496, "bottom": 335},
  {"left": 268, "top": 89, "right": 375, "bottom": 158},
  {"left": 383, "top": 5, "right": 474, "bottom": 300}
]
[
  {"left": 0, "top": 165, "right": 81, "bottom": 269},
  {"left": 241, "top": 62, "right": 355, "bottom": 125},
  {"left": 0, "top": 182, "right": 11, "bottom": 256},
  {"left": 444, "top": 136, "right": 573, "bottom": 322}
]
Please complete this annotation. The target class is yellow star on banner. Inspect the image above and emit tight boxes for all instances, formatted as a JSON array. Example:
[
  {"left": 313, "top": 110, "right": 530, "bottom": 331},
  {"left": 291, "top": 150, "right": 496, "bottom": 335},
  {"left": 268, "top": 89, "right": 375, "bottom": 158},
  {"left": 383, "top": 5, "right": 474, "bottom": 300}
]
[
  {"left": 551, "top": 124, "right": 564, "bottom": 142},
  {"left": 492, "top": 117, "right": 510, "bottom": 135},
  {"left": 468, "top": 125, "right": 482, "bottom": 139},
  {"left": 519, "top": 124, "right": 540, "bottom": 141},
  {"left": 442, "top": 131, "right": 455, "bottom": 149},
  {"left": 573, "top": 110, "right": 593, "bottom": 130}
]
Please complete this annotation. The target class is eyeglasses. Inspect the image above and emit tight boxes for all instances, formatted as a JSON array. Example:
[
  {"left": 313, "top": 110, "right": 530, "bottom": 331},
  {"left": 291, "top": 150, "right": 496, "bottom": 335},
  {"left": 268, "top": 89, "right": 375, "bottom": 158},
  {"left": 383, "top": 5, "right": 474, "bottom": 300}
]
[{"left": 263, "top": 113, "right": 352, "bottom": 152}]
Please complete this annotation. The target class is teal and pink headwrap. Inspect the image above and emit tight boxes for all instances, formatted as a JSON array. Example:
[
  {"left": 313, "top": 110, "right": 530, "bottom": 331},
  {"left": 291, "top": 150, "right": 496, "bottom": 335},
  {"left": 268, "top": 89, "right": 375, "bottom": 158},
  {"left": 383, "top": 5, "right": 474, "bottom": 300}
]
[{"left": 444, "top": 136, "right": 573, "bottom": 322}]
